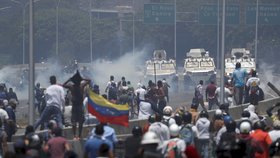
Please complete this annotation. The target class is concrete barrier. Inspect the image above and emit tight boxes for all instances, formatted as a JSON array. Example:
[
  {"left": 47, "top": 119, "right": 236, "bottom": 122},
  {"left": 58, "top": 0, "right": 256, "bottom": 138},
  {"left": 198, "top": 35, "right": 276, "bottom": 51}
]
[{"left": 9, "top": 97, "right": 280, "bottom": 157}]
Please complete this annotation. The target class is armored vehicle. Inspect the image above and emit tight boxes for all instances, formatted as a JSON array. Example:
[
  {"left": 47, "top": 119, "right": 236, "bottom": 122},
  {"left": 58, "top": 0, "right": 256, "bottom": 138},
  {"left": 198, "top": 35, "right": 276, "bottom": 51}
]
[
  {"left": 225, "top": 48, "right": 256, "bottom": 76},
  {"left": 183, "top": 48, "right": 216, "bottom": 87},
  {"left": 144, "top": 50, "right": 177, "bottom": 82}
]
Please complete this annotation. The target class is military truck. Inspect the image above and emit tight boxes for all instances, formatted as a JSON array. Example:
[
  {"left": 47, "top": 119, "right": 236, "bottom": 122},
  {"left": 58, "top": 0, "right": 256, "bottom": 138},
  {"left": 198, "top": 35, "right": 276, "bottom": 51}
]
[
  {"left": 183, "top": 48, "right": 216, "bottom": 88},
  {"left": 225, "top": 48, "right": 256, "bottom": 76},
  {"left": 144, "top": 50, "right": 177, "bottom": 82}
]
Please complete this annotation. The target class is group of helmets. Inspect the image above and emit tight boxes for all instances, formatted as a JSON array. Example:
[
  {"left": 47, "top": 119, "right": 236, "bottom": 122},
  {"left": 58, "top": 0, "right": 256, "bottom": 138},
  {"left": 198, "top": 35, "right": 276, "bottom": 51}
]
[{"left": 140, "top": 123, "right": 181, "bottom": 145}]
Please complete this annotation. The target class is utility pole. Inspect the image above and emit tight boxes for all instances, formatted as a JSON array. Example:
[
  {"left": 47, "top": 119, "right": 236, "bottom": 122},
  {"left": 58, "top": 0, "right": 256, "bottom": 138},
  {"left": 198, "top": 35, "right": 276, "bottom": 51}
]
[
  {"left": 220, "top": 0, "right": 226, "bottom": 104},
  {"left": 28, "top": 0, "right": 35, "bottom": 125}
]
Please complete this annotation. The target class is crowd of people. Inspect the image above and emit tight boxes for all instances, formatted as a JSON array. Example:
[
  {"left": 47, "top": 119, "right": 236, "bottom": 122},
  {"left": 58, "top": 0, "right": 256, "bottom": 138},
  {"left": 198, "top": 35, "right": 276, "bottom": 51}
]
[{"left": 0, "top": 61, "right": 279, "bottom": 158}]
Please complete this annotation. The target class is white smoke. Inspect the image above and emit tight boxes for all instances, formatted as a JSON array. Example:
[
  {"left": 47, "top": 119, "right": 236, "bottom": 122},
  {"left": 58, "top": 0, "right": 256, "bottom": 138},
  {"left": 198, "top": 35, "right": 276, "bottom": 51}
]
[
  {"left": 86, "top": 49, "right": 149, "bottom": 93},
  {"left": 258, "top": 62, "right": 280, "bottom": 98},
  {"left": 0, "top": 50, "right": 149, "bottom": 99}
]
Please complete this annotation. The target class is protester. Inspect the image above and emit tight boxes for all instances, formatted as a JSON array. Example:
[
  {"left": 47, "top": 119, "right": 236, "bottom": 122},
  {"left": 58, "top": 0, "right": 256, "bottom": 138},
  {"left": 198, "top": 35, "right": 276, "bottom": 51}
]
[
  {"left": 89, "top": 122, "right": 118, "bottom": 146},
  {"left": 63, "top": 71, "right": 90, "bottom": 140},
  {"left": 215, "top": 82, "right": 232, "bottom": 107},
  {"left": 162, "top": 106, "right": 176, "bottom": 127},
  {"left": 237, "top": 120, "right": 263, "bottom": 157},
  {"left": 34, "top": 75, "right": 65, "bottom": 130},
  {"left": 135, "top": 83, "right": 146, "bottom": 107},
  {"left": 84, "top": 124, "right": 114, "bottom": 158},
  {"left": 142, "top": 115, "right": 155, "bottom": 134},
  {"left": 205, "top": 80, "right": 217, "bottom": 110},
  {"left": 156, "top": 80, "right": 167, "bottom": 113},
  {"left": 7, "top": 88, "right": 18, "bottom": 102},
  {"left": 246, "top": 70, "right": 260, "bottom": 105},
  {"left": 218, "top": 120, "right": 237, "bottom": 147},
  {"left": 138, "top": 131, "right": 162, "bottom": 158},
  {"left": 124, "top": 126, "right": 143, "bottom": 158},
  {"left": 148, "top": 114, "right": 170, "bottom": 143},
  {"left": 195, "top": 110, "right": 210, "bottom": 158},
  {"left": 231, "top": 62, "right": 248, "bottom": 105},
  {"left": 105, "top": 75, "right": 115, "bottom": 94},
  {"left": 161, "top": 124, "right": 186, "bottom": 158},
  {"left": 44, "top": 127, "right": 71, "bottom": 158},
  {"left": 162, "top": 78, "right": 170, "bottom": 103},
  {"left": 250, "top": 121, "right": 272, "bottom": 158},
  {"left": 194, "top": 80, "right": 206, "bottom": 111},
  {"left": 180, "top": 111, "right": 197, "bottom": 146},
  {"left": 138, "top": 94, "right": 154, "bottom": 120},
  {"left": 244, "top": 104, "right": 260, "bottom": 124}
]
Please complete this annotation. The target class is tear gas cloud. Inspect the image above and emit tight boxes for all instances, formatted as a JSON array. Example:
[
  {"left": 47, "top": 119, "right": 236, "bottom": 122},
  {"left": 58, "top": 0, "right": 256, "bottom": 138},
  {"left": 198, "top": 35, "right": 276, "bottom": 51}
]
[
  {"left": 0, "top": 49, "right": 149, "bottom": 99},
  {"left": 88, "top": 49, "right": 149, "bottom": 93},
  {"left": 1, "top": 49, "right": 279, "bottom": 100},
  {"left": 258, "top": 62, "right": 280, "bottom": 98}
]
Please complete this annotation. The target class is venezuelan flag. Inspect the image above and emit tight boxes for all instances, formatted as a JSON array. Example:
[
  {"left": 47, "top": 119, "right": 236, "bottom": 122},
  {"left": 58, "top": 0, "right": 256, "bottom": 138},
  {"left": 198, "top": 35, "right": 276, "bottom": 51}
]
[{"left": 87, "top": 89, "right": 129, "bottom": 127}]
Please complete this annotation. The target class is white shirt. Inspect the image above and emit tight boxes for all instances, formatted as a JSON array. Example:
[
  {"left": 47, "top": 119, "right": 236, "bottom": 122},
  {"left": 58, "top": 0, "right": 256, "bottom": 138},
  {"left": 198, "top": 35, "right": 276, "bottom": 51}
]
[
  {"left": 215, "top": 87, "right": 232, "bottom": 104},
  {"left": 135, "top": 88, "right": 146, "bottom": 101},
  {"left": 246, "top": 77, "right": 260, "bottom": 94},
  {"left": 138, "top": 101, "right": 154, "bottom": 119},
  {"left": 45, "top": 84, "right": 65, "bottom": 111},
  {"left": 246, "top": 77, "right": 260, "bottom": 88}
]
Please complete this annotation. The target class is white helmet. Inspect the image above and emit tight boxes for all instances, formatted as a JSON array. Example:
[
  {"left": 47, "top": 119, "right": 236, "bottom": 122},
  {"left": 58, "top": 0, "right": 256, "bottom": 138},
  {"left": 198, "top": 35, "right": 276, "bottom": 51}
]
[
  {"left": 239, "top": 121, "right": 251, "bottom": 134},
  {"left": 169, "top": 124, "right": 180, "bottom": 137},
  {"left": 247, "top": 104, "right": 255, "bottom": 112},
  {"left": 215, "top": 109, "right": 222, "bottom": 116},
  {"left": 141, "top": 131, "right": 160, "bottom": 145},
  {"left": 163, "top": 106, "right": 173, "bottom": 115}
]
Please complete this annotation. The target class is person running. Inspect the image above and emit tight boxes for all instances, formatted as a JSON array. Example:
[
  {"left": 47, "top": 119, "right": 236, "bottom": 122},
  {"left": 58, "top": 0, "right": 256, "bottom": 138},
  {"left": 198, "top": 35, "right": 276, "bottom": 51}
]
[
  {"left": 63, "top": 71, "right": 90, "bottom": 140},
  {"left": 34, "top": 76, "right": 65, "bottom": 130}
]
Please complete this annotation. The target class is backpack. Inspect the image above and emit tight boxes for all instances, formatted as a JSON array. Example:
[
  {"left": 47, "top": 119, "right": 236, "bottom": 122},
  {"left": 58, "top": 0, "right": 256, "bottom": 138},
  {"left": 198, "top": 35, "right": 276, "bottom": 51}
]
[
  {"left": 162, "top": 117, "right": 171, "bottom": 127},
  {"left": 179, "top": 124, "right": 194, "bottom": 146},
  {"left": 250, "top": 81, "right": 259, "bottom": 94},
  {"left": 163, "top": 140, "right": 181, "bottom": 158}
]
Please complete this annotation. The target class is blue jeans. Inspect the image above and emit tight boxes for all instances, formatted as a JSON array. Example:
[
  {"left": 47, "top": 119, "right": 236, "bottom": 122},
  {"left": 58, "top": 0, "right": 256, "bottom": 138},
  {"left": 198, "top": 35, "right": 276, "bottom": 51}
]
[
  {"left": 234, "top": 86, "right": 244, "bottom": 105},
  {"left": 197, "top": 139, "right": 209, "bottom": 158},
  {"left": 34, "top": 105, "right": 63, "bottom": 130}
]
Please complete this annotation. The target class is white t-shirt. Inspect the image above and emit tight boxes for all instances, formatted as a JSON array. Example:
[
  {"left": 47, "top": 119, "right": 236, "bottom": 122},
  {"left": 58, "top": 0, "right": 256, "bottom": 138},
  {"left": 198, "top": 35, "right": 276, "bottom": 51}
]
[
  {"left": 215, "top": 87, "right": 231, "bottom": 104},
  {"left": 135, "top": 88, "right": 146, "bottom": 101},
  {"left": 45, "top": 84, "right": 65, "bottom": 111},
  {"left": 138, "top": 101, "right": 154, "bottom": 119},
  {"left": 246, "top": 77, "right": 260, "bottom": 94}
]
